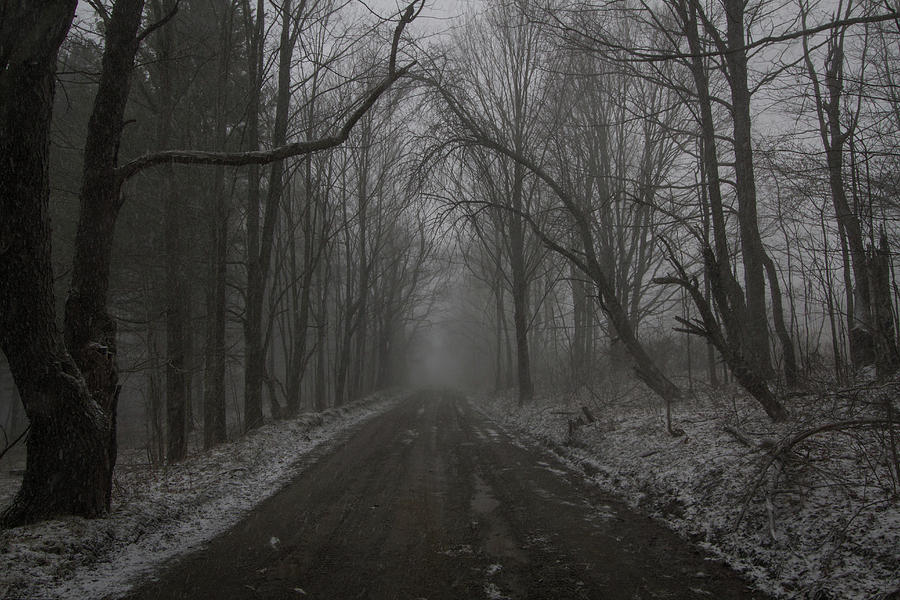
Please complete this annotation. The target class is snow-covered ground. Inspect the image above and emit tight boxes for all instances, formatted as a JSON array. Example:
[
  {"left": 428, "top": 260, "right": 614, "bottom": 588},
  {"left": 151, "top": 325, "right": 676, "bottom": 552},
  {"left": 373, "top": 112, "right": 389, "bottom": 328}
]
[
  {"left": 474, "top": 381, "right": 900, "bottom": 599},
  {"left": 0, "top": 391, "right": 402, "bottom": 600}
]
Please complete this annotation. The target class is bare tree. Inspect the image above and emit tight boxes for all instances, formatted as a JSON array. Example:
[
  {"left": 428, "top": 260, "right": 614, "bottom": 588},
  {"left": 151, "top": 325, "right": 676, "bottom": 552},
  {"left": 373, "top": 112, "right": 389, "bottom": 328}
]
[
  {"left": 799, "top": 0, "right": 899, "bottom": 376},
  {"left": 0, "top": 0, "right": 421, "bottom": 525}
]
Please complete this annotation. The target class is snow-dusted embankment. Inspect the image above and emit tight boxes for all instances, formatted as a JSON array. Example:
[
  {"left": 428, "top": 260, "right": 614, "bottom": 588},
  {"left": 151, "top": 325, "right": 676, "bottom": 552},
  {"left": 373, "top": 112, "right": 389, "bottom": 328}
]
[
  {"left": 0, "top": 391, "right": 403, "bottom": 600},
  {"left": 476, "top": 388, "right": 900, "bottom": 599}
]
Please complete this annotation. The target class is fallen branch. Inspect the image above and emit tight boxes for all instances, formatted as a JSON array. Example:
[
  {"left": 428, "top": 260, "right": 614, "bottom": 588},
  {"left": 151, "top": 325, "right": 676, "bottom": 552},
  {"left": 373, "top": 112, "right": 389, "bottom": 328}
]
[
  {"left": 723, "top": 425, "right": 759, "bottom": 449},
  {"left": 735, "top": 419, "right": 898, "bottom": 530}
]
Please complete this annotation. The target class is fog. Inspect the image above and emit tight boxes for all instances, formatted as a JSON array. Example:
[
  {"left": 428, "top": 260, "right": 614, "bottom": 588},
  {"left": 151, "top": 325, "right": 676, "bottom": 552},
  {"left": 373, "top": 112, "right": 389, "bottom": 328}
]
[{"left": 2, "top": 0, "right": 900, "bottom": 596}]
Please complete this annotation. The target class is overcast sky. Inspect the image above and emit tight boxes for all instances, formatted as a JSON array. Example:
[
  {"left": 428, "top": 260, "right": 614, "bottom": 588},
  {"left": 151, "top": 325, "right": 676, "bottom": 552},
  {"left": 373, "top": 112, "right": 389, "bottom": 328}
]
[{"left": 359, "top": 0, "right": 477, "bottom": 34}]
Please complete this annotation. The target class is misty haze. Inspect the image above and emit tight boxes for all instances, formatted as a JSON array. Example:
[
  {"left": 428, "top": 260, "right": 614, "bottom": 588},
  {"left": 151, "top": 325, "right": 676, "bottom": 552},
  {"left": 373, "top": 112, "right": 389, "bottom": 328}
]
[{"left": 2, "top": 0, "right": 900, "bottom": 598}]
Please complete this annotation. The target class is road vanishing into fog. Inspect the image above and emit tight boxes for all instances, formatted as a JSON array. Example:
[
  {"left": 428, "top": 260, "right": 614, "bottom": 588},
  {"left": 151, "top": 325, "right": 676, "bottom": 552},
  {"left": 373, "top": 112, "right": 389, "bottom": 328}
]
[{"left": 126, "top": 391, "right": 769, "bottom": 600}]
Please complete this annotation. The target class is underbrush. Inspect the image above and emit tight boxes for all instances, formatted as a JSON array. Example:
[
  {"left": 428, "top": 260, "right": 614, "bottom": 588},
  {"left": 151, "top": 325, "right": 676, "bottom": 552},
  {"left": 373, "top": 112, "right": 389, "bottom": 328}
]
[{"left": 476, "top": 380, "right": 900, "bottom": 599}]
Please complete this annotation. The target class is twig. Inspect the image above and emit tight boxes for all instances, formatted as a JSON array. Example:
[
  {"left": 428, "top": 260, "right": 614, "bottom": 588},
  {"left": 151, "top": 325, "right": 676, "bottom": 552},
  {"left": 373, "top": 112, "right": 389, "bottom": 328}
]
[
  {"left": 723, "top": 425, "right": 760, "bottom": 449},
  {"left": 0, "top": 426, "right": 29, "bottom": 463}
]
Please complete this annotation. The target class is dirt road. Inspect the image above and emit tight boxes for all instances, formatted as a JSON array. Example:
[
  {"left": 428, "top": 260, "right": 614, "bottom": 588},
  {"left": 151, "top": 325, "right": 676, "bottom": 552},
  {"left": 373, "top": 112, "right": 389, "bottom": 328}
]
[{"left": 125, "top": 391, "right": 768, "bottom": 600}]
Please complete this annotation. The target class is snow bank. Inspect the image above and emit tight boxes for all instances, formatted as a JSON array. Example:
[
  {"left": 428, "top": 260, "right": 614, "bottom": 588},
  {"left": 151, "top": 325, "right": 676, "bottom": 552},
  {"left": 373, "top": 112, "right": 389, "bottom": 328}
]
[
  {"left": 0, "top": 391, "right": 402, "bottom": 600},
  {"left": 475, "top": 383, "right": 900, "bottom": 599}
]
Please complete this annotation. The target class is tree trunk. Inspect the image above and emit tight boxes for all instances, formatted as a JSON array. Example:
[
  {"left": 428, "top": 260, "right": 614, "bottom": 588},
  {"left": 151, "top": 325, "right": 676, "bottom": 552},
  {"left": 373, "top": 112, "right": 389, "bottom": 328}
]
[
  {"left": 58, "top": 0, "right": 146, "bottom": 505},
  {"left": 871, "top": 233, "right": 900, "bottom": 377},
  {"left": 285, "top": 265, "right": 314, "bottom": 415},
  {"left": 0, "top": 0, "right": 117, "bottom": 526},
  {"left": 314, "top": 260, "right": 330, "bottom": 411},
  {"left": 65, "top": 0, "right": 144, "bottom": 354},
  {"left": 674, "top": 0, "right": 778, "bottom": 395},
  {"left": 203, "top": 0, "right": 234, "bottom": 448},
  {"left": 163, "top": 176, "right": 187, "bottom": 462},
  {"left": 571, "top": 262, "right": 590, "bottom": 386},
  {"left": 351, "top": 134, "right": 371, "bottom": 402},
  {"left": 242, "top": 0, "right": 265, "bottom": 432},
  {"left": 494, "top": 268, "right": 506, "bottom": 391},
  {"left": 509, "top": 162, "right": 534, "bottom": 405},
  {"left": 722, "top": 0, "right": 773, "bottom": 379},
  {"left": 152, "top": 0, "right": 188, "bottom": 463},
  {"left": 763, "top": 254, "right": 798, "bottom": 387}
]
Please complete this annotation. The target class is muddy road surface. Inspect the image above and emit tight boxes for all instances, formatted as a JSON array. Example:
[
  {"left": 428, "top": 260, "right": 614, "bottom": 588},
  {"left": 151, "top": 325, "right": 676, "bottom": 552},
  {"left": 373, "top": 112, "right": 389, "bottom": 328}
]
[{"left": 126, "top": 391, "right": 768, "bottom": 600}]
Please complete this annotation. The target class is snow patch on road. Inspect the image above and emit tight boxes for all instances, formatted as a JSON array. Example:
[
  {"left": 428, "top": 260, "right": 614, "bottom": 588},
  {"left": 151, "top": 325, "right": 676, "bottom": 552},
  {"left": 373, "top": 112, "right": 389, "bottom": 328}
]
[
  {"left": 484, "top": 581, "right": 509, "bottom": 599},
  {"left": 0, "top": 391, "right": 402, "bottom": 600}
]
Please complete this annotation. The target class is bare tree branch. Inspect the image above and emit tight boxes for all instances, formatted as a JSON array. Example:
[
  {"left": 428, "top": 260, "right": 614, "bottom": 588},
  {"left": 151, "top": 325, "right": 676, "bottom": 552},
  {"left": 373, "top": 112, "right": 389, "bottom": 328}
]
[
  {"left": 137, "top": 0, "right": 180, "bottom": 43},
  {"left": 540, "top": 7, "right": 900, "bottom": 63},
  {"left": 115, "top": 1, "right": 420, "bottom": 181}
]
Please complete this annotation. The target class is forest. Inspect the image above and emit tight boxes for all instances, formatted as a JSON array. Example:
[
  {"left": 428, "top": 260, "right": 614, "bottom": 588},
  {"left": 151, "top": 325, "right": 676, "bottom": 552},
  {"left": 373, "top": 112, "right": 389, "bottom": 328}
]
[{"left": 2, "top": 0, "right": 900, "bottom": 597}]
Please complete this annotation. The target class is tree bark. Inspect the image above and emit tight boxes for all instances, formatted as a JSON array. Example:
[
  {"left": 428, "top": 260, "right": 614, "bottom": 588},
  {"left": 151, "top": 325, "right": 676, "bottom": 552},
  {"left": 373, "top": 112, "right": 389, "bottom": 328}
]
[
  {"left": 64, "top": 0, "right": 144, "bottom": 354},
  {"left": 0, "top": 0, "right": 117, "bottom": 526},
  {"left": 150, "top": 0, "right": 188, "bottom": 463},
  {"left": 508, "top": 161, "right": 534, "bottom": 405},
  {"left": 722, "top": 0, "right": 773, "bottom": 379},
  {"left": 571, "top": 264, "right": 591, "bottom": 387},
  {"left": 314, "top": 258, "right": 330, "bottom": 411},
  {"left": 203, "top": 0, "right": 234, "bottom": 448},
  {"left": 871, "top": 233, "right": 900, "bottom": 377},
  {"left": 763, "top": 254, "right": 798, "bottom": 387},
  {"left": 242, "top": 0, "right": 265, "bottom": 432}
]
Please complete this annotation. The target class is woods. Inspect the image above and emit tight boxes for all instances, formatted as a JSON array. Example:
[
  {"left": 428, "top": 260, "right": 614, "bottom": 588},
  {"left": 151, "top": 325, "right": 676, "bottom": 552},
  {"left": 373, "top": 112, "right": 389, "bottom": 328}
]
[
  {"left": 0, "top": 0, "right": 426, "bottom": 525},
  {"left": 421, "top": 0, "right": 900, "bottom": 420},
  {"left": 2, "top": 0, "right": 900, "bottom": 545}
]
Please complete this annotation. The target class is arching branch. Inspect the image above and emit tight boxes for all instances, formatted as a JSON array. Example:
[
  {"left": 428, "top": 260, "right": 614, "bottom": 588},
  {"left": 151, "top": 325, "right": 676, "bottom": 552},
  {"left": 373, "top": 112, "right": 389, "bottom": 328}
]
[{"left": 115, "top": 0, "right": 421, "bottom": 182}]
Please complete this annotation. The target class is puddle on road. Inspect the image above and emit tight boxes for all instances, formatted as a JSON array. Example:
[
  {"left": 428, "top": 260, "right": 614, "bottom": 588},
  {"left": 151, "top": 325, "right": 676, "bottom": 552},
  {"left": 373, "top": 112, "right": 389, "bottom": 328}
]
[
  {"left": 470, "top": 474, "right": 527, "bottom": 565},
  {"left": 484, "top": 581, "right": 510, "bottom": 599},
  {"left": 471, "top": 474, "right": 500, "bottom": 514},
  {"left": 440, "top": 544, "right": 474, "bottom": 557}
]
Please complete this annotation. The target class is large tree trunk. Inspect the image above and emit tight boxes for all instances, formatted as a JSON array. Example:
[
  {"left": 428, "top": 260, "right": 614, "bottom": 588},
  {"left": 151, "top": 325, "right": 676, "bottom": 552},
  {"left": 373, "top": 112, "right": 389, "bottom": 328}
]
[
  {"left": 65, "top": 0, "right": 143, "bottom": 353},
  {"left": 0, "top": 0, "right": 117, "bottom": 526},
  {"left": 58, "top": 0, "right": 147, "bottom": 499},
  {"left": 722, "top": 0, "right": 773, "bottom": 379}
]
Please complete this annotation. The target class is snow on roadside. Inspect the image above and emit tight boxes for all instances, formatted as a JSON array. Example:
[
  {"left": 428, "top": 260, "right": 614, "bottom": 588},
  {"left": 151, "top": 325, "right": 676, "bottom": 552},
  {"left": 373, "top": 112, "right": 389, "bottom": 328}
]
[
  {"left": 474, "top": 385, "right": 900, "bottom": 599},
  {"left": 0, "top": 391, "right": 403, "bottom": 600}
]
